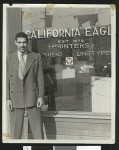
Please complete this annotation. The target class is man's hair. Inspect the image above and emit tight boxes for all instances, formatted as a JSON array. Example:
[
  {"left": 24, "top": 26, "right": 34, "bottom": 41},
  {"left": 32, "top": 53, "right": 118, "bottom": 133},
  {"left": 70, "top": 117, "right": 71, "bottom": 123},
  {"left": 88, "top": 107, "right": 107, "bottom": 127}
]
[{"left": 15, "top": 32, "right": 28, "bottom": 42}]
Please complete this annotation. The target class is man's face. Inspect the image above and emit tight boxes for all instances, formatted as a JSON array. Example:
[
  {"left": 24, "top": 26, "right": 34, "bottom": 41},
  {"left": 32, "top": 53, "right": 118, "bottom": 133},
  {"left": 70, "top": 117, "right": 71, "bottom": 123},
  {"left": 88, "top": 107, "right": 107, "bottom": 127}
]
[{"left": 15, "top": 37, "right": 28, "bottom": 53}]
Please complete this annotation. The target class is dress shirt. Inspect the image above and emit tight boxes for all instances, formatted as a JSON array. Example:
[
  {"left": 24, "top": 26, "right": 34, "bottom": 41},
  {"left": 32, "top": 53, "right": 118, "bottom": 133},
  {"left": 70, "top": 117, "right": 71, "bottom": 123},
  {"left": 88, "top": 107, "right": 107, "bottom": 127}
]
[{"left": 17, "top": 50, "right": 27, "bottom": 64}]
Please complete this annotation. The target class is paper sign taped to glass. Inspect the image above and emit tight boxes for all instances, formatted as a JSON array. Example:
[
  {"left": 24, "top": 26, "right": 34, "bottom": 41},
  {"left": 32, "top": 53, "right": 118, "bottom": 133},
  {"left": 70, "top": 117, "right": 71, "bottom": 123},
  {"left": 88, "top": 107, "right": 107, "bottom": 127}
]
[{"left": 2, "top": 4, "right": 116, "bottom": 143}]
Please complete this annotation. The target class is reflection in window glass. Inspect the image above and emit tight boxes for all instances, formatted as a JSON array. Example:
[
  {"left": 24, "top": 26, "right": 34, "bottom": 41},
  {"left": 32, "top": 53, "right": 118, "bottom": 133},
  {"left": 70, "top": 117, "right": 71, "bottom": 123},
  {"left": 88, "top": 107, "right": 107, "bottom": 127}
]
[{"left": 22, "top": 8, "right": 111, "bottom": 112}]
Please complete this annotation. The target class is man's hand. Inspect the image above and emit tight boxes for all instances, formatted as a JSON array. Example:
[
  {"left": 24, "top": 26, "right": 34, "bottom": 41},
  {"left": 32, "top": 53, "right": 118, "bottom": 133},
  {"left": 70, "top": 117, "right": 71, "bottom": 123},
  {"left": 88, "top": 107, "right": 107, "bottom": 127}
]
[
  {"left": 37, "top": 97, "right": 44, "bottom": 107},
  {"left": 7, "top": 100, "right": 13, "bottom": 111}
]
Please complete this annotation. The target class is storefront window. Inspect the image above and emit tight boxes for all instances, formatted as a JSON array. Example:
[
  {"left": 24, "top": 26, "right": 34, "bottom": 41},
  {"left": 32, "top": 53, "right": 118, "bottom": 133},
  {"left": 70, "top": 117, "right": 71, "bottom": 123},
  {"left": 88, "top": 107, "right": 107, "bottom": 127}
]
[
  {"left": 31, "top": 33, "right": 111, "bottom": 112},
  {"left": 22, "top": 8, "right": 111, "bottom": 113}
]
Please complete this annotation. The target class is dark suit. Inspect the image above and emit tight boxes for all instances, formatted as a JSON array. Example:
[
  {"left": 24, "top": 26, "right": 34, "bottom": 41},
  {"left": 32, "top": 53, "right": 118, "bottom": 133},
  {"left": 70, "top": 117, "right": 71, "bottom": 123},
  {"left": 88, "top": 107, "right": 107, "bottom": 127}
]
[{"left": 7, "top": 50, "right": 44, "bottom": 139}]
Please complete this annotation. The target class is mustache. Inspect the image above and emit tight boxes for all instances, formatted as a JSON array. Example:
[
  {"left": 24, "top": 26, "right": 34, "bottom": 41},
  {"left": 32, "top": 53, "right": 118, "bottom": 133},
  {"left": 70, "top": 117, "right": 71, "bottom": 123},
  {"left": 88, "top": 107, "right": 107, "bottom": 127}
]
[{"left": 20, "top": 47, "right": 25, "bottom": 48}]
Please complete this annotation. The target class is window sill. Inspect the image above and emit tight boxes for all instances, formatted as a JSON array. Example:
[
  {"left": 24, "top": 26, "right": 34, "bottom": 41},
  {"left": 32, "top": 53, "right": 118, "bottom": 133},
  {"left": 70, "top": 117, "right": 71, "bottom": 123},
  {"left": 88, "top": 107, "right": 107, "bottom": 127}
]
[{"left": 42, "top": 111, "right": 111, "bottom": 119}]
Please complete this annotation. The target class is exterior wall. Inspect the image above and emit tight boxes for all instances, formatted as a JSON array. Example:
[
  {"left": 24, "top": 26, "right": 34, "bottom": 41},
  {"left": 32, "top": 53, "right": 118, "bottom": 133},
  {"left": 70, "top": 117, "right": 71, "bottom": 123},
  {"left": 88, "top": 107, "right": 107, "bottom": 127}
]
[
  {"left": 28, "top": 112, "right": 111, "bottom": 140},
  {"left": 7, "top": 8, "right": 22, "bottom": 55},
  {"left": 6, "top": 8, "right": 22, "bottom": 139}
]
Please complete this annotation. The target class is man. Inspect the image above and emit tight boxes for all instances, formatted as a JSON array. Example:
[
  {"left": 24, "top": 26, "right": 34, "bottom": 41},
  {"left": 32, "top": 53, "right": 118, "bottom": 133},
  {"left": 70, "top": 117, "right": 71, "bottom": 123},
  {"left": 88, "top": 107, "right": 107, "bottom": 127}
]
[{"left": 7, "top": 32, "right": 44, "bottom": 139}]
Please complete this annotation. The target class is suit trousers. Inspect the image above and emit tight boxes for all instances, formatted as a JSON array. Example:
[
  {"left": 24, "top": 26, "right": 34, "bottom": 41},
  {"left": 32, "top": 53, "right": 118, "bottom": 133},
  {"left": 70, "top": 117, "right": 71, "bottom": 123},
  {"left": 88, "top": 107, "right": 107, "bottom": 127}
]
[{"left": 10, "top": 106, "right": 43, "bottom": 139}]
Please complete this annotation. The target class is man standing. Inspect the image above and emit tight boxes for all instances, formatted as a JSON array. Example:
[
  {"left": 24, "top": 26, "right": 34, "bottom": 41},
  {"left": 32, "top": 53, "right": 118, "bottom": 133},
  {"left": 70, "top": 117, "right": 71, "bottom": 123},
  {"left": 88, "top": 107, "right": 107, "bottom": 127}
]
[{"left": 7, "top": 32, "right": 44, "bottom": 139}]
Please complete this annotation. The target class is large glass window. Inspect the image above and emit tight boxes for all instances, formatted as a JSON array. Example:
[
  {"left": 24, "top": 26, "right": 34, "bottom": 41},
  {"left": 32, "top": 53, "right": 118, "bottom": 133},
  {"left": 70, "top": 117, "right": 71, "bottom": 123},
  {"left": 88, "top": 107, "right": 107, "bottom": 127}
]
[{"left": 22, "top": 7, "right": 111, "bottom": 113}]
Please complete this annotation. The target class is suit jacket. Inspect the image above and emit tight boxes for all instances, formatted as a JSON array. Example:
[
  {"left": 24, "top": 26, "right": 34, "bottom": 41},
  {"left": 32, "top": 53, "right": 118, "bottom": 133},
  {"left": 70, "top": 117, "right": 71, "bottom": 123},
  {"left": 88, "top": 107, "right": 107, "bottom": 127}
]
[{"left": 7, "top": 50, "right": 44, "bottom": 108}]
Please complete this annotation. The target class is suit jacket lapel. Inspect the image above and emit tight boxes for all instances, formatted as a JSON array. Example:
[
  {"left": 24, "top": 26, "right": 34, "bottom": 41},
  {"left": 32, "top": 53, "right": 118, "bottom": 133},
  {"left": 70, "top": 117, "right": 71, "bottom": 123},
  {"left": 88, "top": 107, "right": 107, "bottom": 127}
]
[
  {"left": 24, "top": 51, "right": 35, "bottom": 76},
  {"left": 10, "top": 51, "right": 35, "bottom": 76},
  {"left": 11, "top": 52, "right": 19, "bottom": 72}
]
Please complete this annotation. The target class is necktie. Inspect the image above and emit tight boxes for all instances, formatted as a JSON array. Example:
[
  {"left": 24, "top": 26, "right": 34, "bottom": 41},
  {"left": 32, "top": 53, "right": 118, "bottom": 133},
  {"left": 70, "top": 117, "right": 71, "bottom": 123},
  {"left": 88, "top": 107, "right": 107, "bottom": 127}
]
[{"left": 18, "top": 54, "right": 25, "bottom": 80}]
